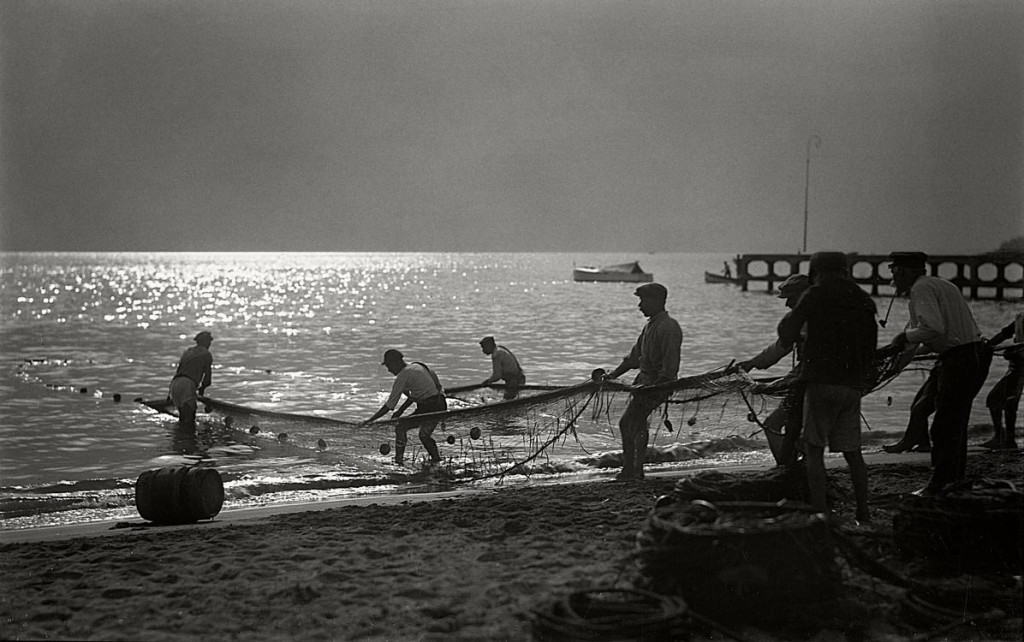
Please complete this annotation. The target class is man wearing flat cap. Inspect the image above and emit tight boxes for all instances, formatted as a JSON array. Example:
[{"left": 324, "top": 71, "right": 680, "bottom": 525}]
[
  {"left": 734, "top": 273, "right": 810, "bottom": 466},
  {"left": 882, "top": 251, "right": 992, "bottom": 495},
  {"left": 603, "top": 282, "right": 683, "bottom": 481},
  {"left": 364, "top": 349, "right": 447, "bottom": 466},
  {"left": 479, "top": 336, "right": 526, "bottom": 400},
  {"left": 778, "top": 252, "right": 877, "bottom": 522},
  {"left": 169, "top": 331, "right": 214, "bottom": 433}
]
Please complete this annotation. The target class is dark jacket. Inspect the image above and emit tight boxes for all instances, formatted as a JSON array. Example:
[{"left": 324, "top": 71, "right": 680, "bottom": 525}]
[{"left": 777, "top": 278, "right": 877, "bottom": 388}]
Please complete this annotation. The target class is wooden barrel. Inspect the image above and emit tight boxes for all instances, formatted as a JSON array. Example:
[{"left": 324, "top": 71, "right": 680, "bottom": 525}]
[{"left": 135, "top": 466, "right": 224, "bottom": 524}]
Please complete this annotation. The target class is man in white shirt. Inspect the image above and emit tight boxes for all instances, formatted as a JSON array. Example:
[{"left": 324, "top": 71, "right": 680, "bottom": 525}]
[
  {"left": 364, "top": 349, "right": 447, "bottom": 465},
  {"left": 882, "top": 252, "right": 992, "bottom": 495},
  {"left": 479, "top": 336, "right": 526, "bottom": 399}
]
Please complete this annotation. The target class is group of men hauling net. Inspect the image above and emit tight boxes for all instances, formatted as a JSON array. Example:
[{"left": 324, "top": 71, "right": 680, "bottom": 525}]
[
  {"left": 591, "top": 250, "right": 1019, "bottom": 526},
  {"left": 167, "top": 250, "right": 1021, "bottom": 525}
]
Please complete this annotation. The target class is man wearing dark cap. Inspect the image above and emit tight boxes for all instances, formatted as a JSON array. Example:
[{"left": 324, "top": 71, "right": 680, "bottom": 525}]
[
  {"left": 169, "top": 331, "right": 214, "bottom": 433},
  {"left": 734, "top": 273, "right": 810, "bottom": 466},
  {"left": 882, "top": 251, "right": 992, "bottom": 494},
  {"left": 479, "top": 336, "right": 526, "bottom": 399},
  {"left": 603, "top": 282, "right": 683, "bottom": 481},
  {"left": 778, "top": 252, "right": 877, "bottom": 521},
  {"left": 364, "top": 349, "right": 447, "bottom": 466}
]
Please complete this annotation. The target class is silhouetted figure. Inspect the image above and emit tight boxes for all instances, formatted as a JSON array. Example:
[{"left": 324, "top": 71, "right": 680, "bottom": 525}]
[
  {"left": 479, "top": 336, "right": 526, "bottom": 400},
  {"left": 603, "top": 283, "right": 683, "bottom": 481},
  {"left": 881, "top": 251, "right": 992, "bottom": 495},
  {"left": 983, "top": 312, "right": 1023, "bottom": 450},
  {"left": 169, "top": 331, "right": 213, "bottom": 433},
  {"left": 778, "top": 252, "right": 877, "bottom": 522}
]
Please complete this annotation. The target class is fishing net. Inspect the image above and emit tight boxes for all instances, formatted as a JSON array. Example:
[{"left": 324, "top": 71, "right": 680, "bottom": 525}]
[
  {"left": 140, "top": 349, "right": 925, "bottom": 482},
  {"left": 892, "top": 478, "right": 1023, "bottom": 572}
]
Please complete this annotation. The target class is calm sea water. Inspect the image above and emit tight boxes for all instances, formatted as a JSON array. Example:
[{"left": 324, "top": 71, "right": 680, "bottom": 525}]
[{"left": 1, "top": 252, "right": 1017, "bottom": 530}]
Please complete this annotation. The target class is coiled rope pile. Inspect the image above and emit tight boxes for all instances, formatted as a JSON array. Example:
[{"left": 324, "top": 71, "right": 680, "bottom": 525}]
[
  {"left": 634, "top": 498, "right": 839, "bottom": 624},
  {"left": 530, "top": 588, "right": 688, "bottom": 642}
]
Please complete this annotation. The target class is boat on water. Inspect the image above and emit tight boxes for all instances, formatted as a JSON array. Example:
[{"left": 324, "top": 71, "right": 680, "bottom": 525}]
[
  {"left": 572, "top": 261, "right": 653, "bottom": 283},
  {"left": 704, "top": 271, "right": 741, "bottom": 285}
]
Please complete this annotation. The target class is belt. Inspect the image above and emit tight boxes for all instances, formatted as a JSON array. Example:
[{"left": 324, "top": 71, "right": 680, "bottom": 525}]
[{"left": 938, "top": 341, "right": 988, "bottom": 362}]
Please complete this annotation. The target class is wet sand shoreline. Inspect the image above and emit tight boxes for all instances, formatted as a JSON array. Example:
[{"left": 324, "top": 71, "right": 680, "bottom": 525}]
[{"left": 2, "top": 449, "right": 1021, "bottom": 641}]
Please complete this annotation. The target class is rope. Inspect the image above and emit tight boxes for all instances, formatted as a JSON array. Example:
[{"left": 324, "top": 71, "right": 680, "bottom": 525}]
[{"left": 478, "top": 388, "right": 600, "bottom": 482}]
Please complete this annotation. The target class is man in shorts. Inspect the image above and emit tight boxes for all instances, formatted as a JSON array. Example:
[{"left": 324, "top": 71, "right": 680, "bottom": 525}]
[{"left": 778, "top": 253, "right": 878, "bottom": 521}]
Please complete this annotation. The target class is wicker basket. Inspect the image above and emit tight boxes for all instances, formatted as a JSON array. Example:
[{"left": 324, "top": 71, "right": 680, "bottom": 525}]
[
  {"left": 636, "top": 499, "right": 838, "bottom": 623},
  {"left": 893, "top": 478, "right": 1023, "bottom": 572}
]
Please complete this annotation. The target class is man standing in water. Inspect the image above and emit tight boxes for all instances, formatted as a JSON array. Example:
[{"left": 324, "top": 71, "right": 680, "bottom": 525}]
[
  {"left": 881, "top": 251, "right": 992, "bottom": 495},
  {"left": 169, "top": 331, "right": 214, "bottom": 433},
  {"left": 604, "top": 283, "right": 683, "bottom": 481},
  {"left": 778, "top": 252, "right": 877, "bottom": 522},
  {"left": 479, "top": 336, "right": 526, "bottom": 399},
  {"left": 364, "top": 349, "right": 447, "bottom": 466}
]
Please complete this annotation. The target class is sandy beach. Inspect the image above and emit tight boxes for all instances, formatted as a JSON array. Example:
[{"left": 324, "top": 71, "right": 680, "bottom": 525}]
[{"left": 1, "top": 449, "right": 1021, "bottom": 642}]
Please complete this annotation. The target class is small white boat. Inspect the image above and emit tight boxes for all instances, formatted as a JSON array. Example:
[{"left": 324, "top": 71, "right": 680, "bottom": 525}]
[{"left": 572, "top": 261, "right": 653, "bottom": 283}]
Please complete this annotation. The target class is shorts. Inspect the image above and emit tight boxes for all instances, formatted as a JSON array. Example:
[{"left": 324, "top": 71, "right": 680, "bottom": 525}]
[{"left": 802, "top": 383, "right": 862, "bottom": 452}]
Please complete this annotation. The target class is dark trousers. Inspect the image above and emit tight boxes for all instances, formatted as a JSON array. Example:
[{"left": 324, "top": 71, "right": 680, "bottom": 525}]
[
  {"left": 986, "top": 358, "right": 1023, "bottom": 438},
  {"left": 394, "top": 395, "right": 447, "bottom": 464},
  {"left": 502, "top": 374, "right": 526, "bottom": 400},
  {"left": 928, "top": 342, "right": 992, "bottom": 491},
  {"left": 618, "top": 389, "right": 669, "bottom": 476},
  {"left": 900, "top": 374, "right": 938, "bottom": 448}
]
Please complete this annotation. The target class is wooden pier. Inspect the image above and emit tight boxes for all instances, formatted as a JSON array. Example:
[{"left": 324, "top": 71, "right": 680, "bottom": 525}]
[{"left": 729, "top": 253, "right": 1024, "bottom": 301}]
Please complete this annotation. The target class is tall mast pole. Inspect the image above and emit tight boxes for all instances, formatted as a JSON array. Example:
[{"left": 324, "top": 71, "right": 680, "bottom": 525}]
[{"left": 803, "top": 134, "right": 821, "bottom": 254}]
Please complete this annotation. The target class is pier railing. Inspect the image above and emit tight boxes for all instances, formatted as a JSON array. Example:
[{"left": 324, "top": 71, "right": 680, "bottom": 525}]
[{"left": 732, "top": 253, "right": 1024, "bottom": 300}]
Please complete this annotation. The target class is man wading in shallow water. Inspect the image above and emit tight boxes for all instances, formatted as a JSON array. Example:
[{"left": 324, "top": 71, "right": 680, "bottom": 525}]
[
  {"left": 603, "top": 283, "right": 683, "bottom": 481},
  {"left": 169, "top": 331, "right": 214, "bottom": 434},
  {"left": 363, "top": 349, "right": 447, "bottom": 466}
]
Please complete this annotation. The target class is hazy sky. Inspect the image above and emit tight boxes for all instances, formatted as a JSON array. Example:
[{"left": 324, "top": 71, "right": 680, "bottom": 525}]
[{"left": 2, "top": 0, "right": 1021, "bottom": 253}]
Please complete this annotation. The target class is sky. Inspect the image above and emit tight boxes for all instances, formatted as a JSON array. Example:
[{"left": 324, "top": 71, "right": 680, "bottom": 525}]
[{"left": 1, "top": 0, "right": 1021, "bottom": 254}]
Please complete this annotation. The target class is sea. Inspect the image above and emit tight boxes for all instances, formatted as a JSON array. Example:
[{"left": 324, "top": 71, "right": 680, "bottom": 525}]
[{"left": 1, "top": 252, "right": 1017, "bottom": 532}]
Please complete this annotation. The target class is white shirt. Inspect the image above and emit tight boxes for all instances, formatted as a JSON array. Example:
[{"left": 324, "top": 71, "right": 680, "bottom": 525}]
[
  {"left": 904, "top": 275, "right": 981, "bottom": 354},
  {"left": 385, "top": 363, "right": 441, "bottom": 409}
]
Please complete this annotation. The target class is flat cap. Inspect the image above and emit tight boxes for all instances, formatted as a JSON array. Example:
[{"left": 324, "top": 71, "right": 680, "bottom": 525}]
[
  {"left": 888, "top": 251, "right": 928, "bottom": 270},
  {"left": 194, "top": 331, "right": 214, "bottom": 342},
  {"left": 777, "top": 274, "right": 810, "bottom": 298},
  {"left": 634, "top": 282, "right": 668, "bottom": 300},
  {"left": 809, "top": 251, "right": 849, "bottom": 275},
  {"left": 479, "top": 336, "right": 495, "bottom": 346}
]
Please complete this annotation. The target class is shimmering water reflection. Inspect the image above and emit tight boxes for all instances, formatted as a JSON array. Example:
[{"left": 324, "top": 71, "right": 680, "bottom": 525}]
[{"left": 1, "top": 252, "right": 1016, "bottom": 528}]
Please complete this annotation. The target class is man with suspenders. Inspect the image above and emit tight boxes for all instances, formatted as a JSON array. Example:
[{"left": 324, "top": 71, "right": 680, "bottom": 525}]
[{"left": 363, "top": 349, "right": 447, "bottom": 466}]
